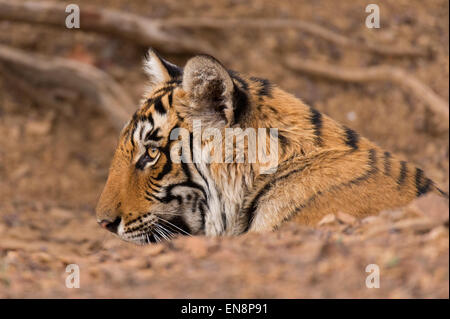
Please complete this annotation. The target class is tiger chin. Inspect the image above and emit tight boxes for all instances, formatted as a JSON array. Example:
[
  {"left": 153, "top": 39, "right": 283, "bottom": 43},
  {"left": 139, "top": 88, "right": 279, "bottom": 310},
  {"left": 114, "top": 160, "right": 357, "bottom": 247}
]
[{"left": 96, "top": 49, "right": 448, "bottom": 245}]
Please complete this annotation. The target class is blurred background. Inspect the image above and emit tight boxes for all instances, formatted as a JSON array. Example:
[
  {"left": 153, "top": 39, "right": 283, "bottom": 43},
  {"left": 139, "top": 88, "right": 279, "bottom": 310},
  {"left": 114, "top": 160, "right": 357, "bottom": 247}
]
[{"left": 0, "top": 0, "right": 448, "bottom": 298}]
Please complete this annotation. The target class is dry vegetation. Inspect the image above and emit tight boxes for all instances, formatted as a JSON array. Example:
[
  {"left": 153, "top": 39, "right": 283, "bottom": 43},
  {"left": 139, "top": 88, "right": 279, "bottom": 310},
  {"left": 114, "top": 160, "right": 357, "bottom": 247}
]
[{"left": 0, "top": 0, "right": 448, "bottom": 298}]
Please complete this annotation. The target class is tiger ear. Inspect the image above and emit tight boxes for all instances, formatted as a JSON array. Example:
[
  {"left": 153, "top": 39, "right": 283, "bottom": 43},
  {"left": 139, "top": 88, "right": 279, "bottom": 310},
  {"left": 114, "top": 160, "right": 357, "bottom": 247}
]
[
  {"left": 143, "top": 49, "right": 182, "bottom": 86},
  {"left": 182, "top": 55, "right": 235, "bottom": 125}
]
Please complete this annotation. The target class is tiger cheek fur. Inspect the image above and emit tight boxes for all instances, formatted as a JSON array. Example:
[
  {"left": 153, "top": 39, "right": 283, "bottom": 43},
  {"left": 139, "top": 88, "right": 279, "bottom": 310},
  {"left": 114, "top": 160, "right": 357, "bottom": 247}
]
[{"left": 96, "top": 49, "right": 448, "bottom": 245}]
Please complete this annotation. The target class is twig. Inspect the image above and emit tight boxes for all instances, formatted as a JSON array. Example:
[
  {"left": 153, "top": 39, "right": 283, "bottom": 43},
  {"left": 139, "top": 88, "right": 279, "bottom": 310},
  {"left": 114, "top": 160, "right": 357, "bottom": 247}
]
[
  {"left": 285, "top": 56, "right": 449, "bottom": 124},
  {"left": 0, "top": 44, "right": 134, "bottom": 130},
  {"left": 0, "top": 0, "right": 213, "bottom": 54}
]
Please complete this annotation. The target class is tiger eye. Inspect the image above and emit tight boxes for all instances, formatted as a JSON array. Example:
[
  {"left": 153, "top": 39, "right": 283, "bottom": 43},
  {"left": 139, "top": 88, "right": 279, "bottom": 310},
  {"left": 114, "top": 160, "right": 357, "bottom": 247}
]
[{"left": 147, "top": 147, "right": 159, "bottom": 158}]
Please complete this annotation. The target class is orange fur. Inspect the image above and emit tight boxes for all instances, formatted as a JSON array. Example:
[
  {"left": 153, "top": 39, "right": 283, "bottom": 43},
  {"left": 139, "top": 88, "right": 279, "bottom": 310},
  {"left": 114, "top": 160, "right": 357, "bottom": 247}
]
[{"left": 96, "top": 51, "right": 448, "bottom": 244}]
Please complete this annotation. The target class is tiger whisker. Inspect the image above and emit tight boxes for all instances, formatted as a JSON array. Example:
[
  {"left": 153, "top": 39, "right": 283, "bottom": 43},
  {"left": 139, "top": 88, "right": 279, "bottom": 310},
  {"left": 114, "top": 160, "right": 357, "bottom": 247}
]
[
  {"left": 157, "top": 223, "right": 175, "bottom": 239},
  {"left": 155, "top": 224, "right": 171, "bottom": 240},
  {"left": 154, "top": 226, "right": 170, "bottom": 241},
  {"left": 156, "top": 220, "right": 179, "bottom": 236},
  {"left": 157, "top": 216, "right": 192, "bottom": 236}
]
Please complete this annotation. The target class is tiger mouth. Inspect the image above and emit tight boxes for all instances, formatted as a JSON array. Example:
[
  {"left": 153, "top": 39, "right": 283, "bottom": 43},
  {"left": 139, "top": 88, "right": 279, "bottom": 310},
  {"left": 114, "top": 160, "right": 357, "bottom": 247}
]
[
  {"left": 121, "top": 230, "right": 166, "bottom": 245},
  {"left": 121, "top": 215, "right": 191, "bottom": 245}
]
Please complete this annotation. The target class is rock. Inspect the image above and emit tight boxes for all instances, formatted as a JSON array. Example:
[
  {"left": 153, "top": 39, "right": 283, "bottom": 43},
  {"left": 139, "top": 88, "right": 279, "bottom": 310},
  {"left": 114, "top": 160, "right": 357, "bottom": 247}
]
[
  {"left": 318, "top": 214, "right": 337, "bottom": 226},
  {"left": 409, "top": 193, "right": 449, "bottom": 224},
  {"left": 336, "top": 212, "right": 357, "bottom": 225},
  {"left": 426, "top": 226, "right": 448, "bottom": 240},
  {"left": 143, "top": 244, "right": 165, "bottom": 257},
  {"left": 392, "top": 218, "right": 436, "bottom": 233},
  {"left": 361, "top": 216, "right": 381, "bottom": 224},
  {"left": 379, "top": 209, "right": 405, "bottom": 221}
]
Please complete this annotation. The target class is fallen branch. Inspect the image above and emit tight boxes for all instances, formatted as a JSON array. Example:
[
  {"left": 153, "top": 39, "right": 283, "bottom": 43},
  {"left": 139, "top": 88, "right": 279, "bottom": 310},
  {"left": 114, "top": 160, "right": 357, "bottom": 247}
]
[
  {"left": 285, "top": 56, "right": 449, "bottom": 125},
  {"left": 164, "top": 17, "right": 429, "bottom": 58},
  {"left": 0, "top": 44, "right": 134, "bottom": 130},
  {"left": 0, "top": 1, "right": 427, "bottom": 58},
  {"left": 0, "top": 0, "right": 213, "bottom": 55}
]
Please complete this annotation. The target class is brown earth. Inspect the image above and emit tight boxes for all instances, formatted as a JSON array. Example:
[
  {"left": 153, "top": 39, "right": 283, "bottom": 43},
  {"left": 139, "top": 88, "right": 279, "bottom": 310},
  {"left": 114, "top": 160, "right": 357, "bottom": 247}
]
[{"left": 0, "top": 0, "right": 448, "bottom": 298}]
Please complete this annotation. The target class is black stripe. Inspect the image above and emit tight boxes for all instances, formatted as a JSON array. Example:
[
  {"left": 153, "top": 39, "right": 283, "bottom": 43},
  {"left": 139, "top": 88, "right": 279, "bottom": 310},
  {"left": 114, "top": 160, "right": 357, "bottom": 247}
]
[
  {"left": 139, "top": 125, "right": 145, "bottom": 140},
  {"left": 154, "top": 143, "right": 173, "bottom": 181},
  {"left": 199, "top": 200, "right": 206, "bottom": 230},
  {"left": 310, "top": 108, "right": 323, "bottom": 146},
  {"left": 166, "top": 79, "right": 182, "bottom": 85},
  {"left": 397, "top": 161, "right": 408, "bottom": 186},
  {"left": 277, "top": 132, "right": 289, "bottom": 146},
  {"left": 191, "top": 193, "right": 199, "bottom": 213},
  {"left": 129, "top": 124, "right": 137, "bottom": 149},
  {"left": 193, "top": 162, "right": 210, "bottom": 198},
  {"left": 189, "top": 132, "right": 195, "bottom": 163},
  {"left": 250, "top": 77, "right": 272, "bottom": 97},
  {"left": 148, "top": 179, "right": 162, "bottom": 188},
  {"left": 153, "top": 96, "right": 166, "bottom": 115},
  {"left": 229, "top": 70, "right": 249, "bottom": 91},
  {"left": 151, "top": 50, "right": 183, "bottom": 79},
  {"left": 145, "top": 128, "right": 162, "bottom": 142},
  {"left": 383, "top": 151, "right": 391, "bottom": 176},
  {"left": 232, "top": 84, "right": 250, "bottom": 124},
  {"left": 145, "top": 191, "right": 163, "bottom": 203},
  {"left": 415, "top": 168, "right": 432, "bottom": 196},
  {"left": 161, "top": 60, "right": 183, "bottom": 78},
  {"left": 168, "top": 91, "right": 173, "bottom": 107},
  {"left": 344, "top": 126, "right": 359, "bottom": 150},
  {"left": 279, "top": 149, "right": 378, "bottom": 227},
  {"left": 222, "top": 212, "right": 227, "bottom": 231},
  {"left": 128, "top": 113, "right": 154, "bottom": 148},
  {"left": 349, "top": 149, "right": 378, "bottom": 185},
  {"left": 180, "top": 162, "right": 208, "bottom": 201},
  {"left": 146, "top": 113, "right": 154, "bottom": 126},
  {"left": 243, "top": 163, "right": 311, "bottom": 232},
  {"left": 146, "top": 180, "right": 160, "bottom": 193},
  {"left": 241, "top": 153, "right": 325, "bottom": 232},
  {"left": 152, "top": 160, "right": 208, "bottom": 209},
  {"left": 152, "top": 86, "right": 172, "bottom": 96},
  {"left": 125, "top": 213, "right": 147, "bottom": 227}
]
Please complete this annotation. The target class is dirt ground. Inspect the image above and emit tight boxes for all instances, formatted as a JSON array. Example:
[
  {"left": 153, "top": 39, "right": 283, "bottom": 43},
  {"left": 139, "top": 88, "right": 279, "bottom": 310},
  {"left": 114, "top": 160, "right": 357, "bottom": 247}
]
[{"left": 0, "top": 0, "right": 448, "bottom": 298}]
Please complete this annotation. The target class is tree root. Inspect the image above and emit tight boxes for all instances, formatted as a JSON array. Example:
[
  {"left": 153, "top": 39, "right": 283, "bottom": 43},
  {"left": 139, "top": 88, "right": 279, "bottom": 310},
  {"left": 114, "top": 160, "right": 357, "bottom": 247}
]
[
  {"left": 285, "top": 56, "right": 449, "bottom": 126},
  {"left": 0, "top": 1, "right": 428, "bottom": 58},
  {"left": 165, "top": 17, "right": 429, "bottom": 58},
  {"left": 0, "top": 0, "right": 213, "bottom": 55},
  {"left": 0, "top": 44, "right": 134, "bottom": 130}
]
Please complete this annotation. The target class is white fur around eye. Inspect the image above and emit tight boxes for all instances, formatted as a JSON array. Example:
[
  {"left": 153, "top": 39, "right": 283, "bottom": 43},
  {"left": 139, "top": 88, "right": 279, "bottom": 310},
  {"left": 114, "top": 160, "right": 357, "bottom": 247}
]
[
  {"left": 133, "top": 121, "right": 153, "bottom": 146},
  {"left": 133, "top": 121, "right": 156, "bottom": 166},
  {"left": 144, "top": 152, "right": 161, "bottom": 169}
]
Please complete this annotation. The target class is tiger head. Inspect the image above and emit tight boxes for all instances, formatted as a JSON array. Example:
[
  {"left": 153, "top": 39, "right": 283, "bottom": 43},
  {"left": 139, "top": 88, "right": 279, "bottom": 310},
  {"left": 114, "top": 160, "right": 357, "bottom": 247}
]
[{"left": 96, "top": 50, "right": 253, "bottom": 244}]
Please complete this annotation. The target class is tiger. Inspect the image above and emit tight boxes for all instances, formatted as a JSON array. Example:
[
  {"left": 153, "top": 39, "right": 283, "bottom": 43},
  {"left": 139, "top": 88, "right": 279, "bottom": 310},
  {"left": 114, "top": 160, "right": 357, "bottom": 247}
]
[{"left": 96, "top": 49, "right": 448, "bottom": 245}]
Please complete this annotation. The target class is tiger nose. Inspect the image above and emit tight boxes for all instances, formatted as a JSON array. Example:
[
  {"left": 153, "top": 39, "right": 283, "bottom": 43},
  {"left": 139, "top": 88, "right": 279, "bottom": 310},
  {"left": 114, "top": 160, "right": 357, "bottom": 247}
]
[{"left": 98, "top": 217, "right": 122, "bottom": 234}]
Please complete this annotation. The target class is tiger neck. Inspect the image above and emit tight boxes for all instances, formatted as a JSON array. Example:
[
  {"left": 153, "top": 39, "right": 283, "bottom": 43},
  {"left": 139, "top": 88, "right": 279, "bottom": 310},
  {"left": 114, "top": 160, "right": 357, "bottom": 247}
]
[{"left": 199, "top": 162, "right": 255, "bottom": 236}]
